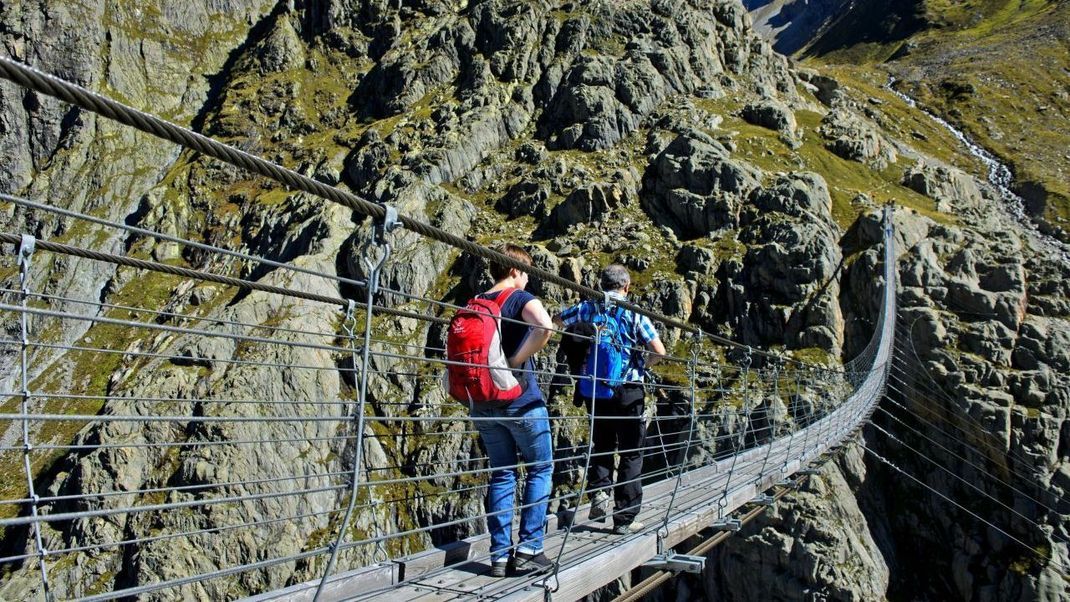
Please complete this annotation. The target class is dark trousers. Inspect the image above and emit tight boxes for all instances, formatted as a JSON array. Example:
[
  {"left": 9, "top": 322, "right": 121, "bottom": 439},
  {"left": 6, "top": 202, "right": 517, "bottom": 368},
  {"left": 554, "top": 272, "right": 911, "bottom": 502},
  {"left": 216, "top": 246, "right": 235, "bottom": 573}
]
[{"left": 586, "top": 384, "right": 646, "bottom": 526}]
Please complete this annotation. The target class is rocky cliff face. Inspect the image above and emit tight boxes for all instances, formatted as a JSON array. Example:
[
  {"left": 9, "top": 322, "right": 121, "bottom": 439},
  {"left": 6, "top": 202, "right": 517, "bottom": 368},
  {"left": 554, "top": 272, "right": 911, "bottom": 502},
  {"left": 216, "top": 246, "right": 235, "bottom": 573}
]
[{"left": 0, "top": 1, "right": 1066, "bottom": 600}]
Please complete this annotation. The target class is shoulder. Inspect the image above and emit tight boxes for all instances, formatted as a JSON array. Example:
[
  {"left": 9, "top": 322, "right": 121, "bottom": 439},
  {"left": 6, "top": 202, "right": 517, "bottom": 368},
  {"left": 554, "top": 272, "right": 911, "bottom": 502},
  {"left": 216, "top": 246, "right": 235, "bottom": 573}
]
[
  {"left": 558, "top": 299, "right": 591, "bottom": 321},
  {"left": 504, "top": 289, "right": 537, "bottom": 314}
]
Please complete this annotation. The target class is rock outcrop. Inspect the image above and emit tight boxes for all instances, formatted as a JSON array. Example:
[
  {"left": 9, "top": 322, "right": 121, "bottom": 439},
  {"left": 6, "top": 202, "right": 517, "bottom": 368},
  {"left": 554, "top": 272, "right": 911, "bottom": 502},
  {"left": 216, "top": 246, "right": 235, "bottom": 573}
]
[{"left": 0, "top": 1, "right": 1066, "bottom": 601}]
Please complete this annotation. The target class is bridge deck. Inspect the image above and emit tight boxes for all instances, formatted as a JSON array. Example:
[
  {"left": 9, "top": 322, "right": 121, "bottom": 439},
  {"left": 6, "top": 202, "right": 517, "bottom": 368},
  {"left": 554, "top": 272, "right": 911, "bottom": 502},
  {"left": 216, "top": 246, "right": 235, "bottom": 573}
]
[
  {"left": 249, "top": 408, "right": 856, "bottom": 602},
  {"left": 249, "top": 240, "right": 893, "bottom": 601}
]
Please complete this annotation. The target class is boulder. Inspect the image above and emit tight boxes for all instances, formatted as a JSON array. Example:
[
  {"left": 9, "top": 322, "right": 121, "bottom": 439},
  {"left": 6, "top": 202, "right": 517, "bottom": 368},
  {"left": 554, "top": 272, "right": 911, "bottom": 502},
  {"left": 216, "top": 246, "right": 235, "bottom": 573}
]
[
  {"left": 641, "top": 129, "right": 763, "bottom": 238},
  {"left": 496, "top": 179, "right": 551, "bottom": 220},
  {"left": 550, "top": 181, "right": 631, "bottom": 229},
  {"left": 741, "top": 99, "right": 797, "bottom": 137},
  {"left": 902, "top": 160, "right": 983, "bottom": 212},
  {"left": 730, "top": 173, "right": 843, "bottom": 353},
  {"left": 819, "top": 107, "right": 898, "bottom": 168}
]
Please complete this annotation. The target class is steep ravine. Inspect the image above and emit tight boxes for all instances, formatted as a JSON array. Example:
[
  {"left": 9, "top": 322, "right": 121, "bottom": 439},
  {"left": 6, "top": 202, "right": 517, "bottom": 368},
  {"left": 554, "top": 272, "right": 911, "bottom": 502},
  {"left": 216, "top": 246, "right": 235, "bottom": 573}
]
[
  {"left": 886, "top": 78, "right": 1070, "bottom": 265},
  {"left": 0, "top": 1, "right": 1066, "bottom": 600}
]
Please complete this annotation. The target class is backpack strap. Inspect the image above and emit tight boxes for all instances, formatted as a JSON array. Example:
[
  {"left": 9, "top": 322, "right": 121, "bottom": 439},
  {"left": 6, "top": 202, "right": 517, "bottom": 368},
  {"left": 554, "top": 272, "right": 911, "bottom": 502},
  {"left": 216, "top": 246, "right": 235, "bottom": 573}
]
[{"left": 490, "top": 287, "right": 518, "bottom": 311}]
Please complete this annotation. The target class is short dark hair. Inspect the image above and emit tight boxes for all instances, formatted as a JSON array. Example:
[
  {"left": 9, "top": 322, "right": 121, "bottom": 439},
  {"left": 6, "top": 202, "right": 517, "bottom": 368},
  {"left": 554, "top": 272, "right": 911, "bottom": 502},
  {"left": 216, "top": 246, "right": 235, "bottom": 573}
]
[
  {"left": 489, "top": 244, "right": 533, "bottom": 281},
  {"left": 600, "top": 264, "right": 630, "bottom": 291}
]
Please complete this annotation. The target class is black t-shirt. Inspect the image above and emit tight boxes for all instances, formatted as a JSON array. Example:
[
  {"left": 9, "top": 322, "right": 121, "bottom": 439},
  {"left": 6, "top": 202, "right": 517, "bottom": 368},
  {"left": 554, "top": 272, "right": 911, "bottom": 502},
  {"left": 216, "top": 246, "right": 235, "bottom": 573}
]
[{"left": 479, "top": 288, "right": 543, "bottom": 407}]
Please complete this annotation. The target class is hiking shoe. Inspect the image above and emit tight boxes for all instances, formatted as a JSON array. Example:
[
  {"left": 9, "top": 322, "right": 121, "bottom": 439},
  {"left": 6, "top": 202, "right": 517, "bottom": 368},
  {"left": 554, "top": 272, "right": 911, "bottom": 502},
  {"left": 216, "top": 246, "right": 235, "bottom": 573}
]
[
  {"left": 588, "top": 491, "right": 610, "bottom": 523},
  {"left": 612, "top": 520, "right": 645, "bottom": 535},
  {"left": 490, "top": 559, "right": 509, "bottom": 578},
  {"left": 509, "top": 550, "right": 554, "bottom": 575}
]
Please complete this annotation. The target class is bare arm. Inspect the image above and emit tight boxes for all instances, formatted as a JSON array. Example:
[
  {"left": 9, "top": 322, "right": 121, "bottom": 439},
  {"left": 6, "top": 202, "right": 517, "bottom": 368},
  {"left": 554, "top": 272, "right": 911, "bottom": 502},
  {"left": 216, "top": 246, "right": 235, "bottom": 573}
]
[{"left": 510, "top": 298, "right": 554, "bottom": 368}]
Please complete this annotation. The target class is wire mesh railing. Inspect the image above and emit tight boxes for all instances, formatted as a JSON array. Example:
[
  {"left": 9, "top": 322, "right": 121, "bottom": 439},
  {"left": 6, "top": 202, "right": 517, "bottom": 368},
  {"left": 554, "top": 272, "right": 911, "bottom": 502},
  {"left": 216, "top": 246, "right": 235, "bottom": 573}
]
[
  {"left": 0, "top": 56, "right": 897, "bottom": 602},
  {"left": 0, "top": 193, "right": 895, "bottom": 601}
]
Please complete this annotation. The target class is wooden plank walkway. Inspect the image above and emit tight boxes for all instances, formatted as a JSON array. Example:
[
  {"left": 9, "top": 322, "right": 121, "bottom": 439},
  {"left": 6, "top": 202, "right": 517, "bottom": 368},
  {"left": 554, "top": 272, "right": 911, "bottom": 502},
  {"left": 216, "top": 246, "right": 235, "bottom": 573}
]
[
  {"left": 244, "top": 365, "right": 886, "bottom": 602},
  {"left": 251, "top": 426, "right": 841, "bottom": 601}
]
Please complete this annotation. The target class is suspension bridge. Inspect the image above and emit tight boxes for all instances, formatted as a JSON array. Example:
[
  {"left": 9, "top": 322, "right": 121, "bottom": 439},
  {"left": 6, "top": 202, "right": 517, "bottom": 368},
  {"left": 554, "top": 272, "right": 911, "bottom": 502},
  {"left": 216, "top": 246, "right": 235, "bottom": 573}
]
[{"left": 0, "top": 56, "right": 1063, "bottom": 602}]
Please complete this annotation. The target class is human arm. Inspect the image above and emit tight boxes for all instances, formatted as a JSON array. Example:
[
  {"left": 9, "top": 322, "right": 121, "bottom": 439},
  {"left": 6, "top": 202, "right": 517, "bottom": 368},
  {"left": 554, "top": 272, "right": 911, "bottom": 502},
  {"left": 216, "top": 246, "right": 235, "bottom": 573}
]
[
  {"left": 643, "top": 337, "right": 667, "bottom": 367},
  {"left": 552, "top": 302, "right": 584, "bottom": 330},
  {"left": 510, "top": 298, "right": 554, "bottom": 368},
  {"left": 635, "top": 315, "right": 666, "bottom": 368}
]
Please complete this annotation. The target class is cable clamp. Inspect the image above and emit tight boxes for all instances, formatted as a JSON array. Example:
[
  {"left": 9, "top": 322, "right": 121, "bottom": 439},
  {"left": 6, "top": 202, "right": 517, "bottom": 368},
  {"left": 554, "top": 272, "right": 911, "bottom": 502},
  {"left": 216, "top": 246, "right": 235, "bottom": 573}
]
[
  {"left": 376, "top": 204, "right": 401, "bottom": 243},
  {"left": 16, "top": 234, "right": 36, "bottom": 267},
  {"left": 749, "top": 494, "right": 775, "bottom": 506},
  {"left": 23, "top": 442, "right": 33, "bottom": 453},
  {"left": 643, "top": 552, "right": 705, "bottom": 574},
  {"left": 711, "top": 517, "right": 742, "bottom": 532}
]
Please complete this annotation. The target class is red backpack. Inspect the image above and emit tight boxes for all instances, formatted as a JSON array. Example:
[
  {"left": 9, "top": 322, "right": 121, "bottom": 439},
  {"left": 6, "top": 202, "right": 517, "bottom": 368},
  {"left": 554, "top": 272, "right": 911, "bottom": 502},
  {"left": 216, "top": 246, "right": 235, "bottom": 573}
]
[{"left": 445, "top": 288, "right": 524, "bottom": 404}]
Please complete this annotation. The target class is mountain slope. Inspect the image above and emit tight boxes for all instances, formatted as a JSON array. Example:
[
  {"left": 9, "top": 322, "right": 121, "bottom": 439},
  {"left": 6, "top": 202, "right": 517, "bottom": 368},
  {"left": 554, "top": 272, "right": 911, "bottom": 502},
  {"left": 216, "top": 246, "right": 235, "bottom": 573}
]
[{"left": 0, "top": 1, "right": 1066, "bottom": 600}]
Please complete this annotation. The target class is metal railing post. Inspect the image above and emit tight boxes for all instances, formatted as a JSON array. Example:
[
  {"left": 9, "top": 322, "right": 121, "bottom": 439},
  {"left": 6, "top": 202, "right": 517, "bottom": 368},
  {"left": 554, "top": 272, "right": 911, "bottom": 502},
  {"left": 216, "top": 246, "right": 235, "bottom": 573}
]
[
  {"left": 315, "top": 208, "right": 399, "bottom": 600},
  {"left": 15, "top": 234, "right": 52, "bottom": 601},
  {"left": 547, "top": 313, "right": 604, "bottom": 592},
  {"left": 781, "top": 368, "right": 800, "bottom": 473},
  {"left": 717, "top": 348, "right": 752, "bottom": 519},
  {"left": 657, "top": 333, "right": 700, "bottom": 551},
  {"left": 755, "top": 360, "right": 781, "bottom": 487}
]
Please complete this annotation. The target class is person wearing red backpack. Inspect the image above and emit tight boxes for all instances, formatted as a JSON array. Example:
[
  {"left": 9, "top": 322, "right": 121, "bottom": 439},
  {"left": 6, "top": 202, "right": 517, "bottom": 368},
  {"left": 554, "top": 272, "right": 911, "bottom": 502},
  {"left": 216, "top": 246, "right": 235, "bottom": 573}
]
[
  {"left": 447, "top": 244, "right": 554, "bottom": 577},
  {"left": 553, "top": 264, "right": 665, "bottom": 535}
]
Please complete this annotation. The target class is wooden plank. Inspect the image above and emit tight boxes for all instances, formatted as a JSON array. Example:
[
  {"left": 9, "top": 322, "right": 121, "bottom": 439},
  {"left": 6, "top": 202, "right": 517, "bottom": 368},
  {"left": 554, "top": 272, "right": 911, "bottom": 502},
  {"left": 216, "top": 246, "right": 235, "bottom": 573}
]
[
  {"left": 397, "top": 534, "right": 491, "bottom": 581},
  {"left": 241, "top": 562, "right": 398, "bottom": 602},
  {"left": 247, "top": 396, "right": 878, "bottom": 601},
  {"left": 500, "top": 531, "right": 660, "bottom": 602}
]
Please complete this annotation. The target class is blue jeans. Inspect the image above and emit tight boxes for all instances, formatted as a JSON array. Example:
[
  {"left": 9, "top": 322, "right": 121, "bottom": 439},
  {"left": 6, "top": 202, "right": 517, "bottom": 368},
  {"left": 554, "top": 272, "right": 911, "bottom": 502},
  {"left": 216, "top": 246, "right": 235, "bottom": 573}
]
[{"left": 472, "top": 402, "right": 553, "bottom": 562}]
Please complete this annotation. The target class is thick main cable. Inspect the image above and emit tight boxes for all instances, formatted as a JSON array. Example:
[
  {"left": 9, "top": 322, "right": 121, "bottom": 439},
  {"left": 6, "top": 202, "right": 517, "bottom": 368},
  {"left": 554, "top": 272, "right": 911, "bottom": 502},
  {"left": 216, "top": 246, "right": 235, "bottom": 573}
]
[{"left": 0, "top": 55, "right": 831, "bottom": 365}]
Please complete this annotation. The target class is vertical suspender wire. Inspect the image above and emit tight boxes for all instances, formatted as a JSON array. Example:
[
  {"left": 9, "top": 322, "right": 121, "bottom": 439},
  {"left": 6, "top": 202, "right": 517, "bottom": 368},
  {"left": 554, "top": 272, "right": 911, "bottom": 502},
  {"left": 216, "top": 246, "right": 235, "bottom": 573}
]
[
  {"left": 657, "top": 335, "right": 700, "bottom": 550},
  {"left": 756, "top": 361, "right": 781, "bottom": 486},
  {"left": 718, "top": 349, "right": 752, "bottom": 518},
  {"left": 819, "top": 370, "right": 835, "bottom": 456},
  {"left": 546, "top": 322, "right": 602, "bottom": 593},
  {"left": 800, "top": 368, "right": 814, "bottom": 458},
  {"left": 340, "top": 300, "right": 389, "bottom": 565},
  {"left": 314, "top": 227, "right": 393, "bottom": 601},
  {"left": 781, "top": 368, "right": 800, "bottom": 472},
  {"left": 15, "top": 235, "right": 52, "bottom": 601},
  {"left": 805, "top": 369, "right": 828, "bottom": 467}
]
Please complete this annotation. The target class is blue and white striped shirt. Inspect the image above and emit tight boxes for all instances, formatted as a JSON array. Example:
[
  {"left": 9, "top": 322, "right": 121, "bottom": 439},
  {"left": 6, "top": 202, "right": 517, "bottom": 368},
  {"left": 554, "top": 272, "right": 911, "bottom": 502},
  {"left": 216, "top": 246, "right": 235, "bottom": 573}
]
[{"left": 557, "top": 291, "right": 660, "bottom": 384}]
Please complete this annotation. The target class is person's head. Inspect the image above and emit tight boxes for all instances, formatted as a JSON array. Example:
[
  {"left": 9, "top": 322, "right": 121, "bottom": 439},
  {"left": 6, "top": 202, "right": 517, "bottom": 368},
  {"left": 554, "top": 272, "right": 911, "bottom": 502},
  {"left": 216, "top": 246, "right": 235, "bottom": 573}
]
[
  {"left": 599, "top": 264, "right": 631, "bottom": 294},
  {"left": 489, "top": 243, "right": 533, "bottom": 289}
]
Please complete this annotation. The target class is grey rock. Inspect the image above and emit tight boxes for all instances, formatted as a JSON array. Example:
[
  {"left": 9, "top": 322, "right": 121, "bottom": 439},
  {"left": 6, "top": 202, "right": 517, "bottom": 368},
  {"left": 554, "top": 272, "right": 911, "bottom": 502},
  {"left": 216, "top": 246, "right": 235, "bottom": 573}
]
[
  {"left": 730, "top": 173, "right": 843, "bottom": 353},
  {"left": 741, "top": 99, "right": 797, "bottom": 137},
  {"left": 257, "top": 15, "right": 306, "bottom": 73},
  {"left": 819, "top": 107, "right": 898, "bottom": 168},
  {"left": 797, "top": 68, "right": 842, "bottom": 106},
  {"left": 496, "top": 179, "right": 551, "bottom": 220},
  {"left": 550, "top": 178, "right": 634, "bottom": 230},
  {"left": 641, "top": 129, "right": 763, "bottom": 238},
  {"left": 902, "top": 160, "right": 984, "bottom": 213}
]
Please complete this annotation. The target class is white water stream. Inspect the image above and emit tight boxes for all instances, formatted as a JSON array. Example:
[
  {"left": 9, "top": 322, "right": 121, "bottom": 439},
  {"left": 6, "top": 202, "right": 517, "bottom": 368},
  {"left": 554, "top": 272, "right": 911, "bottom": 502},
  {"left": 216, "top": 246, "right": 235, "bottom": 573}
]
[{"left": 887, "top": 77, "right": 1070, "bottom": 263}]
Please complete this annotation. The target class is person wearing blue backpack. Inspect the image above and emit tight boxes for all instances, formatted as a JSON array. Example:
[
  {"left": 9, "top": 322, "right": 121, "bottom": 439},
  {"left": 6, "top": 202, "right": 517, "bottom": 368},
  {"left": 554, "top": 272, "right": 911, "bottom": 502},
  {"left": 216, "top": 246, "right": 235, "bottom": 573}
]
[{"left": 553, "top": 264, "right": 665, "bottom": 534}]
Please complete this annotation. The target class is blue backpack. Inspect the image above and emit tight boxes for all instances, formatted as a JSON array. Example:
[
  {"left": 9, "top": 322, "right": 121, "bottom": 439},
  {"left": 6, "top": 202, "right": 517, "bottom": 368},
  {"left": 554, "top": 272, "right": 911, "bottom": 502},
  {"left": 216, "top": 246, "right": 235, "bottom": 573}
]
[{"left": 577, "top": 305, "right": 633, "bottom": 400}]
